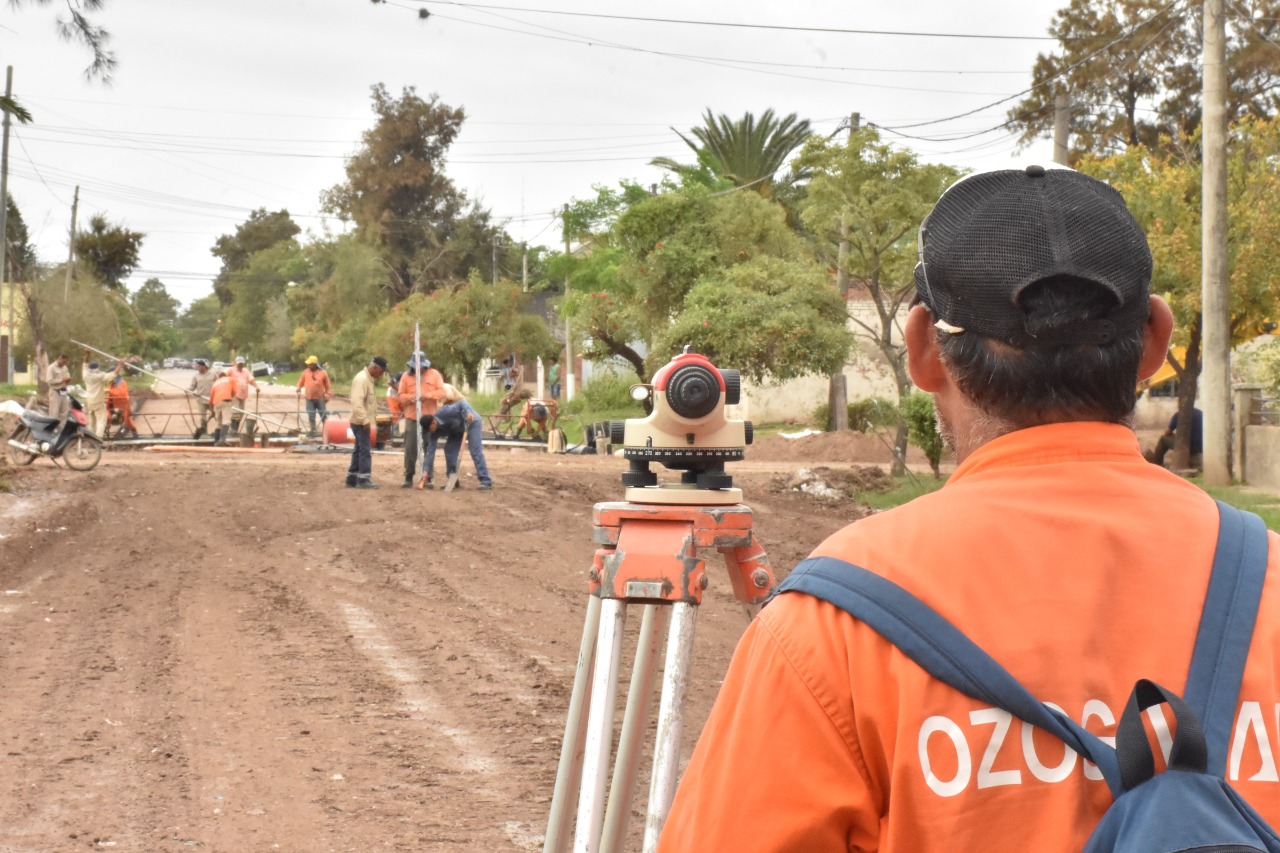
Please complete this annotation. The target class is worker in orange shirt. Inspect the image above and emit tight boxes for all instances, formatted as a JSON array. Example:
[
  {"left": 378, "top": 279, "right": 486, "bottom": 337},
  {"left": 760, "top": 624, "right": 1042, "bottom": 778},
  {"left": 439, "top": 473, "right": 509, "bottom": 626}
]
[
  {"left": 397, "top": 351, "right": 445, "bottom": 488},
  {"left": 513, "top": 397, "right": 556, "bottom": 441},
  {"left": 386, "top": 372, "right": 404, "bottom": 436},
  {"left": 227, "top": 356, "right": 257, "bottom": 435},
  {"left": 105, "top": 374, "right": 138, "bottom": 439},
  {"left": 658, "top": 167, "right": 1280, "bottom": 851},
  {"left": 294, "top": 355, "right": 331, "bottom": 436},
  {"left": 207, "top": 370, "right": 237, "bottom": 446}
]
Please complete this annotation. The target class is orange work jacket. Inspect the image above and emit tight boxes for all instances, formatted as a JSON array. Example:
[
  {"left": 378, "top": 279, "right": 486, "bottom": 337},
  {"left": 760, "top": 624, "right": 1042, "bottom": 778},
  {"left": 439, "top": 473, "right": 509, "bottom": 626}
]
[
  {"left": 296, "top": 367, "right": 330, "bottom": 400},
  {"left": 397, "top": 369, "right": 445, "bottom": 417},
  {"left": 659, "top": 422, "right": 1280, "bottom": 853},
  {"left": 209, "top": 376, "right": 236, "bottom": 406}
]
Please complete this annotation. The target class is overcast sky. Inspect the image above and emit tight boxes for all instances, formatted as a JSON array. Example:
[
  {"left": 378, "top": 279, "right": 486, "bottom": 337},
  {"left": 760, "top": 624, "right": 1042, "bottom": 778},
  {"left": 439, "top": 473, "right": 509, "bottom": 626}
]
[{"left": 2, "top": 0, "right": 1072, "bottom": 307}]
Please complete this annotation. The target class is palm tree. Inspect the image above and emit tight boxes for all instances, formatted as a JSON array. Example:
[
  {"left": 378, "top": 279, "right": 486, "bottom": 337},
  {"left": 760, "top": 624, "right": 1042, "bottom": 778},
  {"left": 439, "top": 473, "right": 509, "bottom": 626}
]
[
  {"left": 0, "top": 95, "right": 33, "bottom": 125},
  {"left": 651, "top": 109, "right": 813, "bottom": 196}
]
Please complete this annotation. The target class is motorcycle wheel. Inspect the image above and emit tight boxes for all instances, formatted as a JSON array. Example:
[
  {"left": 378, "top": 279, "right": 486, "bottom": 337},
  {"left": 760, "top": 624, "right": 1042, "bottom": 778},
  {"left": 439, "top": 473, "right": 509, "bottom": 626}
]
[
  {"left": 61, "top": 434, "right": 104, "bottom": 471},
  {"left": 6, "top": 426, "right": 38, "bottom": 466}
]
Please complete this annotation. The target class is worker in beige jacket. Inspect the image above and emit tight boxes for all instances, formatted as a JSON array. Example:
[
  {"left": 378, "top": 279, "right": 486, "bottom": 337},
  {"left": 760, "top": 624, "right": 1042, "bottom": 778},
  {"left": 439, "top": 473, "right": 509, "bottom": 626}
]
[{"left": 345, "top": 356, "right": 386, "bottom": 489}]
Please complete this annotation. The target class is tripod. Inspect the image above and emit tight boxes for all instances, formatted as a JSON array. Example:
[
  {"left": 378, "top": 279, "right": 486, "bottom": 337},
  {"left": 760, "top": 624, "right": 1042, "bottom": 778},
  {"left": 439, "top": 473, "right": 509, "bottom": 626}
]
[{"left": 543, "top": 492, "right": 774, "bottom": 853}]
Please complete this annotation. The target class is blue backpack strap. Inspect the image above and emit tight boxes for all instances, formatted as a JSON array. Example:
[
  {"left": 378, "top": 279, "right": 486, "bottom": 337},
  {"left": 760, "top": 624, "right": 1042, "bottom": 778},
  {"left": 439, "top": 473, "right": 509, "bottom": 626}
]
[
  {"left": 1183, "top": 501, "right": 1272, "bottom": 777},
  {"left": 774, "top": 557, "right": 1123, "bottom": 796}
]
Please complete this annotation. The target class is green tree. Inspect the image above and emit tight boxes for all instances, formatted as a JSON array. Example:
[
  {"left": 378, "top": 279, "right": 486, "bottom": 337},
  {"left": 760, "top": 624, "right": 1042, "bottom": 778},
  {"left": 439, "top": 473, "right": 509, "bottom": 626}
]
[
  {"left": 8, "top": 0, "right": 115, "bottom": 80},
  {"left": 5, "top": 196, "right": 39, "bottom": 284},
  {"left": 221, "top": 241, "right": 307, "bottom": 356},
  {"left": 901, "top": 392, "right": 944, "bottom": 478},
  {"left": 1007, "top": 0, "right": 1280, "bottom": 160},
  {"left": 798, "top": 127, "right": 963, "bottom": 475},
  {"left": 651, "top": 109, "right": 812, "bottom": 198},
  {"left": 1080, "top": 115, "right": 1280, "bottom": 468},
  {"left": 126, "top": 277, "right": 179, "bottom": 361},
  {"left": 322, "top": 84, "right": 476, "bottom": 301},
  {"left": 174, "top": 293, "right": 222, "bottom": 358},
  {"left": 74, "top": 213, "right": 142, "bottom": 291},
  {"left": 210, "top": 208, "right": 300, "bottom": 306}
]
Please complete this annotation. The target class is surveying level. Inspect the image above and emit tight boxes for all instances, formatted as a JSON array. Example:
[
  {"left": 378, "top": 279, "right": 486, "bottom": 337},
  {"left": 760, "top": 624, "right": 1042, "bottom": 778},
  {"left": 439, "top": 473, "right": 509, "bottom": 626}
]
[{"left": 544, "top": 349, "right": 773, "bottom": 853}]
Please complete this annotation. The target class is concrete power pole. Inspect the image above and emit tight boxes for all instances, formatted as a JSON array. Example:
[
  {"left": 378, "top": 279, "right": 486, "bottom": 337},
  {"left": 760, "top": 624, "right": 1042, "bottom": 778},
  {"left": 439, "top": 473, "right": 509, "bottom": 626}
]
[
  {"left": 1, "top": 67, "right": 12, "bottom": 384},
  {"left": 64, "top": 185, "right": 79, "bottom": 301},
  {"left": 827, "top": 112, "right": 860, "bottom": 432},
  {"left": 1201, "top": 0, "right": 1231, "bottom": 485},
  {"left": 1053, "top": 89, "right": 1071, "bottom": 166},
  {"left": 562, "top": 204, "right": 575, "bottom": 401}
]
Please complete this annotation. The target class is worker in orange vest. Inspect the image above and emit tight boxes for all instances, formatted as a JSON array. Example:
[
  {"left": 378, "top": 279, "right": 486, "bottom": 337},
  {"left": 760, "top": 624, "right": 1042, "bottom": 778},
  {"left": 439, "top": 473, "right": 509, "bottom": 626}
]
[
  {"left": 208, "top": 370, "right": 237, "bottom": 446},
  {"left": 106, "top": 374, "right": 138, "bottom": 439}
]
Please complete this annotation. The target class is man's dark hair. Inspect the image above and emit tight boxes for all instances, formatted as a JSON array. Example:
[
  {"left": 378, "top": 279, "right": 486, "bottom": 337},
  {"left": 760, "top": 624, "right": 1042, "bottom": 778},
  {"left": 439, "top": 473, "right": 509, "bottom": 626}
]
[{"left": 935, "top": 275, "right": 1145, "bottom": 427}]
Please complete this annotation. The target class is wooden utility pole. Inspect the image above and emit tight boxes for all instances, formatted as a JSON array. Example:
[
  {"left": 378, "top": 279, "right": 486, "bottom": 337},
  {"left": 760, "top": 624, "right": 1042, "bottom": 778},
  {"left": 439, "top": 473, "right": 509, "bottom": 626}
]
[
  {"left": 1201, "top": 0, "right": 1231, "bottom": 485},
  {"left": 562, "top": 204, "right": 575, "bottom": 401},
  {"left": 522, "top": 245, "right": 529, "bottom": 293},
  {"left": 64, "top": 185, "right": 79, "bottom": 301},
  {"left": 826, "top": 112, "right": 859, "bottom": 432},
  {"left": 1053, "top": 89, "right": 1071, "bottom": 166},
  {"left": 1, "top": 67, "right": 12, "bottom": 384}
]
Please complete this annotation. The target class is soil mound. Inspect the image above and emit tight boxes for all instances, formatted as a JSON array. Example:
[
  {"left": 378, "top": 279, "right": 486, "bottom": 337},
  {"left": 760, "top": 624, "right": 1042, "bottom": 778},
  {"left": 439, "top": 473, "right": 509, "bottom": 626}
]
[{"left": 748, "top": 429, "right": 928, "bottom": 465}]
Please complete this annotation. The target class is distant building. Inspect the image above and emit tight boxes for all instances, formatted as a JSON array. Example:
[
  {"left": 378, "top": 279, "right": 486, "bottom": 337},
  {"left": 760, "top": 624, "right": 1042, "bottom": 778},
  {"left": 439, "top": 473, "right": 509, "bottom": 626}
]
[{"left": 0, "top": 281, "right": 35, "bottom": 385}]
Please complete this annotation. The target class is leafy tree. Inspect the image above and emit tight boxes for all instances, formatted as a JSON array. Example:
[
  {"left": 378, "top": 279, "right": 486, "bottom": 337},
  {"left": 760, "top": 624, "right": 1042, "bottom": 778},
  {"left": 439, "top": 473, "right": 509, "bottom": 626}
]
[
  {"left": 1007, "top": 0, "right": 1280, "bottom": 160},
  {"left": 1079, "top": 115, "right": 1280, "bottom": 468},
  {"left": 221, "top": 241, "right": 306, "bottom": 356},
  {"left": 559, "top": 186, "right": 852, "bottom": 384},
  {"left": 7, "top": 0, "right": 115, "bottom": 80},
  {"left": 901, "top": 391, "right": 944, "bottom": 478},
  {"left": 15, "top": 266, "right": 120, "bottom": 383},
  {"left": 322, "top": 84, "right": 476, "bottom": 301},
  {"left": 126, "top": 277, "right": 179, "bottom": 361},
  {"left": 174, "top": 293, "right": 221, "bottom": 358},
  {"left": 651, "top": 109, "right": 812, "bottom": 198},
  {"left": 364, "top": 277, "right": 559, "bottom": 388},
  {"left": 798, "top": 127, "right": 963, "bottom": 475},
  {"left": 73, "top": 213, "right": 142, "bottom": 291},
  {"left": 210, "top": 208, "right": 300, "bottom": 306},
  {"left": 5, "top": 196, "right": 39, "bottom": 284}
]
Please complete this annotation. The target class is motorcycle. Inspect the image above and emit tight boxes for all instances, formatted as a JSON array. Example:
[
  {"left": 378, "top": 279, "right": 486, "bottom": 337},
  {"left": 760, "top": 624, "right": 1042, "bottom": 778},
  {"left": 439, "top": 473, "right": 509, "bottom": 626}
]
[{"left": 6, "top": 390, "right": 104, "bottom": 471}]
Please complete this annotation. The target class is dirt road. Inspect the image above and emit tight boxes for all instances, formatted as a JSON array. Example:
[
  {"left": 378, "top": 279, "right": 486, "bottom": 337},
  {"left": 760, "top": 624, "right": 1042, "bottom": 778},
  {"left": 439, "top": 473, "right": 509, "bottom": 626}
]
[{"left": 0, "top": 438, "right": 880, "bottom": 851}]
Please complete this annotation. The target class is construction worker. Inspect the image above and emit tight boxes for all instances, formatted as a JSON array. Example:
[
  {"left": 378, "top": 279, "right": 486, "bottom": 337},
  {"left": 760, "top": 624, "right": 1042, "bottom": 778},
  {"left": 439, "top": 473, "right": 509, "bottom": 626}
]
[
  {"left": 188, "top": 359, "right": 215, "bottom": 438},
  {"left": 397, "top": 351, "right": 445, "bottom": 488},
  {"left": 227, "top": 356, "right": 257, "bottom": 435},
  {"left": 295, "top": 355, "right": 331, "bottom": 436},
  {"left": 513, "top": 397, "right": 557, "bottom": 441},
  {"left": 417, "top": 384, "right": 492, "bottom": 490},
  {"left": 82, "top": 351, "right": 123, "bottom": 437},
  {"left": 105, "top": 374, "right": 138, "bottom": 439},
  {"left": 345, "top": 355, "right": 387, "bottom": 489},
  {"left": 44, "top": 353, "right": 71, "bottom": 420},
  {"left": 386, "top": 372, "right": 404, "bottom": 436},
  {"left": 208, "top": 369, "right": 237, "bottom": 446}
]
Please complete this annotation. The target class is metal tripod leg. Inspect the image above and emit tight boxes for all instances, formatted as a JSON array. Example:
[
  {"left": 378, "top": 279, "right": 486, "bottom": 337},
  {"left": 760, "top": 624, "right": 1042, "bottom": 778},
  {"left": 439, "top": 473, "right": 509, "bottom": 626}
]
[
  {"left": 573, "top": 598, "right": 627, "bottom": 853},
  {"left": 545, "top": 594, "right": 602, "bottom": 853},
  {"left": 643, "top": 601, "right": 697, "bottom": 853}
]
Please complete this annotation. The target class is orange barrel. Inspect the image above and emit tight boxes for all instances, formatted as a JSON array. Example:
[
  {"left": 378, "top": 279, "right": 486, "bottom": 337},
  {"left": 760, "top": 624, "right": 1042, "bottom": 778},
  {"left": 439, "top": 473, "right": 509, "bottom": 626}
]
[{"left": 323, "top": 419, "right": 376, "bottom": 445}]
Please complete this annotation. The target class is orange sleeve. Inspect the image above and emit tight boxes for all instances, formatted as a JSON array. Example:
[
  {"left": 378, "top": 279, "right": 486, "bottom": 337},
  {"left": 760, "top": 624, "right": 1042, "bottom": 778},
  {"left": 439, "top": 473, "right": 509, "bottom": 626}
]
[
  {"left": 296, "top": 374, "right": 305, "bottom": 390},
  {"left": 424, "top": 370, "right": 445, "bottom": 401},
  {"left": 397, "top": 373, "right": 414, "bottom": 410},
  {"left": 658, "top": 601, "right": 881, "bottom": 853}
]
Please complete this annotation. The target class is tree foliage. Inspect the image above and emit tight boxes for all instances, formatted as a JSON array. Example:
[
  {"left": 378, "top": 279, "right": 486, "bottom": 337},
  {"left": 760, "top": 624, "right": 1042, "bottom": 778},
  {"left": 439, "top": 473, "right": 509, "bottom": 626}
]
[
  {"left": 220, "top": 240, "right": 306, "bottom": 356},
  {"left": 210, "top": 208, "right": 300, "bottom": 306},
  {"left": 74, "top": 213, "right": 142, "bottom": 291},
  {"left": 798, "top": 127, "right": 963, "bottom": 474},
  {"left": 126, "top": 277, "right": 180, "bottom": 361},
  {"left": 7, "top": 0, "right": 115, "bottom": 80},
  {"left": 651, "top": 109, "right": 812, "bottom": 198},
  {"left": 1007, "top": 0, "right": 1280, "bottom": 160},
  {"left": 4, "top": 196, "right": 39, "bottom": 284},
  {"left": 174, "top": 294, "right": 221, "bottom": 358}
]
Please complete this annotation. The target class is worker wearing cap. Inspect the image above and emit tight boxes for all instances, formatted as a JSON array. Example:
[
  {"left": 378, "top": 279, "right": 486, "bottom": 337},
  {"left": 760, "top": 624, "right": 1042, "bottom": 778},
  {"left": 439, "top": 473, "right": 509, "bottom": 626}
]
[
  {"left": 397, "top": 350, "right": 445, "bottom": 489},
  {"left": 346, "top": 356, "right": 387, "bottom": 489},
  {"left": 82, "top": 350, "right": 123, "bottom": 437},
  {"left": 227, "top": 356, "right": 257, "bottom": 435},
  {"left": 44, "top": 354, "right": 71, "bottom": 420},
  {"left": 188, "top": 360, "right": 215, "bottom": 438},
  {"left": 658, "top": 166, "right": 1280, "bottom": 851},
  {"left": 207, "top": 369, "right": 237, "bottom": 446},
  {"left": 295, "top": 355, "right": 331, "bottom": 436},
  {"left": 417, "top": 384, "right": 492, "bottom": 491}
]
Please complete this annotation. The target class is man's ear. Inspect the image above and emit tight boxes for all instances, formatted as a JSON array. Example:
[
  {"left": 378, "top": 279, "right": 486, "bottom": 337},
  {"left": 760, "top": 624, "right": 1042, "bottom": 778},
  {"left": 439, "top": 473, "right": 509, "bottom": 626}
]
[
  {"left": 1137, "top": 295, "right": 1175, "bottom": 382},
  {"left": 906, "top": 304, "right": 948, "bottom": 392}
]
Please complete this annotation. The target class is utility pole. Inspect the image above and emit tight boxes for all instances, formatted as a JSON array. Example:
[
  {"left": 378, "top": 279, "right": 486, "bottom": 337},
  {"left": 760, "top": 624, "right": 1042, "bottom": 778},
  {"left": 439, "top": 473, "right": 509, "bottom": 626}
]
[
  {"left": 562, "top": 204, "right": 575, "bottom": 402},
  {"left": 827, "top": 112, "right": 859, "bottom": 432},
  {"left": 491, "top": 234, "right": 499, "bottom": 285},
  {"left": 1, "top": 67, "right": 12, "bottom": 384},
  {"left": 522, "top": 245, "right": 528, "bottom": 293},
  {"left": 64, "top": 185, "right": 79, "bottom": 301},
  {"left": 1201, "top": 0, "right": 1231, "bottom": 485},
  {"left": 1053, "top": 89, "right": 1071, "bottom": 166}
]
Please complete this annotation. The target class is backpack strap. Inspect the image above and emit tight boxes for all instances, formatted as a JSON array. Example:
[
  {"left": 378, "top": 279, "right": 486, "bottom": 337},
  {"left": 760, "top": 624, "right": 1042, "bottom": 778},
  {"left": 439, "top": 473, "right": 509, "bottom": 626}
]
[
  {"left": 773, "top": 557, "right": 1124, "bottom": 796},
  {"left": 1183, "top": 501, "right": 1272, "bottom": 777}
]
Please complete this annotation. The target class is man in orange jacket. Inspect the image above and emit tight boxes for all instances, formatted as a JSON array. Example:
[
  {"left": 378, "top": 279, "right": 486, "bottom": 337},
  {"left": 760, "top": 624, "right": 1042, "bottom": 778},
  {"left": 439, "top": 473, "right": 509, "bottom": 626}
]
[
  {"left": 208, "top": 370, "right": 237, "bottom": 446},
  {"left": 658, "top": 167, "right": 1280, "bottom": 852},
  {"left": 295, "top": 355, "right": 331, "bottom": 436},
  {"left": 397, "top": 351, "right": 445, "bottom": 488},
  {"left": 105, "top": 374, "right": 138, "bottom": 439}
]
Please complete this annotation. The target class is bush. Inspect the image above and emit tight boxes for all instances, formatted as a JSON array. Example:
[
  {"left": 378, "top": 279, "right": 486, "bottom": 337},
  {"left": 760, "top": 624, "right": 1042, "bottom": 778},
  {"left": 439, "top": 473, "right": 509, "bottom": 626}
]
[
  {"left": 900, "top": 391, "right": 944, "bottom": 478},
  {"left": 563, "top": 368, "right": 642, "bottom": 415},
  {"left": 812, "top": 396, "right": 898, "bottom": 432}
]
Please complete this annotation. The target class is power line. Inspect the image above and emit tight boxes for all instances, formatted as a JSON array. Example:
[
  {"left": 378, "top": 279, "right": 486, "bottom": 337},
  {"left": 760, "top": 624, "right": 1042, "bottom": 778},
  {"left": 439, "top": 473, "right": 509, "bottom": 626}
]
[{"left": 411, "top": 0, "right": 1069, "bottom": 40}]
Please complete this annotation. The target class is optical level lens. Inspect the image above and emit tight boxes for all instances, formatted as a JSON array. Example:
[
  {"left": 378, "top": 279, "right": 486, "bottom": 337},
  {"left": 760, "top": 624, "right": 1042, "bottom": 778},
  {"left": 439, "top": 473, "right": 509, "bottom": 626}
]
[{"left": 665, "top": 365, "right": 720, "bottom": 420}]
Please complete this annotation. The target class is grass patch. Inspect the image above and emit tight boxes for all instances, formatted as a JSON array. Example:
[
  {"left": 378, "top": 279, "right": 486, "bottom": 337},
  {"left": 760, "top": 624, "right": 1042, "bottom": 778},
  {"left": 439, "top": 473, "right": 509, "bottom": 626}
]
[
  {"left": 854, "top": 474, "right": 947, "bottom": 510},
  {"left": 1194, "top": 481, "right": 1280, "bottom": 530},
  {"left": 0, "top": 383, "right": 38, "bottom": 399}
]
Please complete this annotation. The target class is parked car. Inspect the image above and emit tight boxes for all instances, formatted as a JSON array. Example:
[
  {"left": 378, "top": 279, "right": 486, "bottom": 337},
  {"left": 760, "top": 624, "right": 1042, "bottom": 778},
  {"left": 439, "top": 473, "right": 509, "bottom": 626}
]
[{"left": 250, "top": 361, "right": 272, "bottom": 378}]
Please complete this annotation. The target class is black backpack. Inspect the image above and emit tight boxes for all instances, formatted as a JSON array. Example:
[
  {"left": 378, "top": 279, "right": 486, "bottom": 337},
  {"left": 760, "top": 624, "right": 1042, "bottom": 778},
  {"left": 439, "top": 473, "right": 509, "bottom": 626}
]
[{"left": 774, "top": 501, "right": 1280, "bottom": 852}]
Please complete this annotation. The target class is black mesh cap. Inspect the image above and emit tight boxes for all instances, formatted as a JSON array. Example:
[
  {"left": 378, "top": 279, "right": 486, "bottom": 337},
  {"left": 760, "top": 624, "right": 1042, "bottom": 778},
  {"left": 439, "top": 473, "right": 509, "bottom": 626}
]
[{"left": 913, "top": 165, "right": 1152, "bottom": 347}]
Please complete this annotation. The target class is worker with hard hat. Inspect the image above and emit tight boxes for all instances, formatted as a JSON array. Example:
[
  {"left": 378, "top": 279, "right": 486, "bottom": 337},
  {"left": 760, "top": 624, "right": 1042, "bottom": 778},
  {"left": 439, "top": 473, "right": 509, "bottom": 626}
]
[
  {"left": 397, "top": 350, "right": 445, "bottom": 488},
  {"left": 227, "top": 355, "right": 257, "bottom": 435},
  {"left": 295, "top": 355, "right": 332, "bottom": 436}
]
